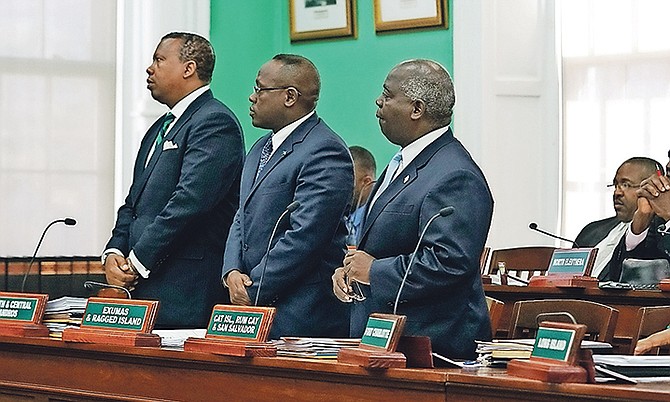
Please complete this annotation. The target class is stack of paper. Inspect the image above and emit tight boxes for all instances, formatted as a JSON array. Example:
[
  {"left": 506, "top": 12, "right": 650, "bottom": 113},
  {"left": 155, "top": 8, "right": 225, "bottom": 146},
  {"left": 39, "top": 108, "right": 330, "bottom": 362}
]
[
  {"left": 476, "top": 340, "right": 535, "bottom": 361},
  {"left": 43, "top": 296, "right": 88, "bottom": 339},
  {"left": 273, "top": 337, "right": 360, "bottom": 359},
  {"left": 152, "top": 329, "right": 206, "bottom": 349},
  {"left": 476, "top": 339, "right": 612, "bottom": 366}
]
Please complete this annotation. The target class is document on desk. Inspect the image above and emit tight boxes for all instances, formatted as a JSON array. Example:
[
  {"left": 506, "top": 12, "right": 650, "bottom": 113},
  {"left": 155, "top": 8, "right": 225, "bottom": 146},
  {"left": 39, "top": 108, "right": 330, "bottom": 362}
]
[
  {"left": 594, "top": 355, "right": 670, "bottom": 378},
  {"left": 152, "top": 329, "right": 206, "bottom": 349}
]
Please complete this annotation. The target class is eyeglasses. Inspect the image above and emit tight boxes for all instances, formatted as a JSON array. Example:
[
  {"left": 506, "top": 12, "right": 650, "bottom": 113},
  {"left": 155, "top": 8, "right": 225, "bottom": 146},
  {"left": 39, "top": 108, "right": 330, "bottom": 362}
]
[
  {"left": 606, "top": 182, "right": 641, "bottom": 191},
  {"left": 253, "top": 85, "right": 302, "bottom": 96}
]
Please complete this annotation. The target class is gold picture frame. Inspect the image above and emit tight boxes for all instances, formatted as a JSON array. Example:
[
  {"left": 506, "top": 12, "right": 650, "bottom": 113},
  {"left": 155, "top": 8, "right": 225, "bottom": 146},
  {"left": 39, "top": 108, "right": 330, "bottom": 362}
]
[
  {"left": 290, "top": 0, "right": 356, "bottom": 42},
  {"left": 374, "top": 0, "right": 448, "bottom": 32}
]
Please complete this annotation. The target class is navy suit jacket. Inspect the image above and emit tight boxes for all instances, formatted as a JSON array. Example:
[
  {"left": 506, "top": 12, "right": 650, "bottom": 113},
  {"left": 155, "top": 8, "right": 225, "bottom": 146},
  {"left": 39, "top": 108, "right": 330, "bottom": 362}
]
[
  {"left": 574, "top": 216, "right": 668, "bottom": 280},
  {"left": 351, "top": 128, "right": 493, "bottom": 359},
  {"left": 223, "top": 113, "right": 353, "bottom": 339},
  {"left": 106, "top": 90, "right": 244, "bottom": 328}
]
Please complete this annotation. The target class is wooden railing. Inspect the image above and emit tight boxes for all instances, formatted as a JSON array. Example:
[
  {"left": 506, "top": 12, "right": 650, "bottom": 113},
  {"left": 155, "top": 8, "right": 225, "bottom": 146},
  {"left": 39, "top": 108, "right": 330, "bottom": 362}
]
[{"left": 0, "top": 256, "right": 104, "bottom": 298}]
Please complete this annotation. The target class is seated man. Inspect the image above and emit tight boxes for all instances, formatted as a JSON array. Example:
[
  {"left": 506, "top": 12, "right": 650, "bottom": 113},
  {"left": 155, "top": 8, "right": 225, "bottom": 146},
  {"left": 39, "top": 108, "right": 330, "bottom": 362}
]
[
  {"left": 345, "top": 145, "right": 376, "bottom": 246},
  {"left": 574, "top": 157, "right": 661, "bottom": 280}
]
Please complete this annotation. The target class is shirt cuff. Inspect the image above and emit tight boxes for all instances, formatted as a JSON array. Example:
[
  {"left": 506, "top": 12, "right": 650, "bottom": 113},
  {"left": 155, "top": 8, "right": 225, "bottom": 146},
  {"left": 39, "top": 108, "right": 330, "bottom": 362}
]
[
  {"left": 625, "top": 227, "right": 648, "bottom": 251},
  {"left": 101, "top": 248, "right": 124, "bottom": 265},
  {"left": 128, "top": 250, "right": 150, "bottom": 279}
]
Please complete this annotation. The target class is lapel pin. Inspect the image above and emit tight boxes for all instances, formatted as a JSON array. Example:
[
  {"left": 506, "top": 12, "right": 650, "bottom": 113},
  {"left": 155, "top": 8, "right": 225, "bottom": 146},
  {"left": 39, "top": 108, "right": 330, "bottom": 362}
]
[{"left": 403, "top": 175, "right": 410, "bottom": 184}]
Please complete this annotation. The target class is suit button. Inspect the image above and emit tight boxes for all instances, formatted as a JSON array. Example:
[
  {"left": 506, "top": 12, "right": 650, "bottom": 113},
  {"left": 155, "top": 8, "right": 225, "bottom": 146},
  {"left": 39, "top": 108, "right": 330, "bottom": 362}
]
[
  {"left": 243, "top": 243, "right": 249, "bottom": 251},
  {"left": 132, "top": 213, "right": 137, "bottom": 220}
]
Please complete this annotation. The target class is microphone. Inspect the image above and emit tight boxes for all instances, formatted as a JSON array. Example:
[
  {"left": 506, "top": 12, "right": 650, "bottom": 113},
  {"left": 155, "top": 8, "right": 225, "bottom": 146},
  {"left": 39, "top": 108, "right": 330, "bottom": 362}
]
[
  {"left": 254, "top": 201, "right": 300, "bottom": 306},
  {"left": 393, "top": 206, "right": 455, "bottom": 314},
  {"left": 528, "top": 222, "right": 579, "bottom": 247},
  {"left": 83, "top": 280, "right": 132, "bottom": 299},
  {"left": 21, "top": 218, "right": 77, "bottom": 292}
]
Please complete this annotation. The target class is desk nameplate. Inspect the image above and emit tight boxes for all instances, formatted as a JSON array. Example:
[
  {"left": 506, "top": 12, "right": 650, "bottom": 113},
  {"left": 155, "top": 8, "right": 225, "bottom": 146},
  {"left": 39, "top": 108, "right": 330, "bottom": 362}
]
[
  {"left": 63, "top": 297, "right": 160, "bottom": 347},
  {"left": 0, "top": 292, "right": 49, "bottom": 338}
]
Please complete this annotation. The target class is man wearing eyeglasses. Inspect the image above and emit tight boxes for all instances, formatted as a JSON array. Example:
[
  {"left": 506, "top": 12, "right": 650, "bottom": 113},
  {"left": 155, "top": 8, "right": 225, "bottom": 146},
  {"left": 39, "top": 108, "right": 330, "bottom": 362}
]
[
  {"left": 574, "top": 157, "right": 661, "bottom": 280},
  {"left": 627, "top": 150, "right": 670, "bottom": 259},
  {"left": 222, "top": 54, "right": 353, "bottom": 339}
]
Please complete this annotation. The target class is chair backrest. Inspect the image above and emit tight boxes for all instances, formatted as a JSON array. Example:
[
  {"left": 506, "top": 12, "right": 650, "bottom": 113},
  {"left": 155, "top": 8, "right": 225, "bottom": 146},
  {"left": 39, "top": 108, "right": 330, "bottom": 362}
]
[
  {"left": 508, "top": 299, "right": 619, "bottom": 343},
  {"left": 488, "top": 246, "right": 556, "bottom": 282},
  {"left": 630, "top": 305, "right": 670, "bottom": 354},
  {"left": 486, "top": 296, "right": 504, "bottom": 338},
  {"left": 480, "top": 246, "right": 492, "bottom": 274}
]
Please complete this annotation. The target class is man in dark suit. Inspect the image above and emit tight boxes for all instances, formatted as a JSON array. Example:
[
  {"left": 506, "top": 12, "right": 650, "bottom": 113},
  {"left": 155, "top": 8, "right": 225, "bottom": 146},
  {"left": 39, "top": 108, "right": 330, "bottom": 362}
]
[
  {"left": 333, "top": 59, "right": 493, "bottom": 360},
  {"left": 103, "top": 32, "right": 244, "bottom": 328},
  {"left": 574, "top": 157, "right": 660, "bottom": 280},
  {"left": 222, "top": 54, "right": 353, "bottom": 339}
]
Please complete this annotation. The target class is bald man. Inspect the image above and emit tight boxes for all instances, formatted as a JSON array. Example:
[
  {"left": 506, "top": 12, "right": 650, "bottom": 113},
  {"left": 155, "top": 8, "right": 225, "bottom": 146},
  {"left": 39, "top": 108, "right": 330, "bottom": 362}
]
[{"left": 222, "top": 54, "right": 353, "bottom": 338}]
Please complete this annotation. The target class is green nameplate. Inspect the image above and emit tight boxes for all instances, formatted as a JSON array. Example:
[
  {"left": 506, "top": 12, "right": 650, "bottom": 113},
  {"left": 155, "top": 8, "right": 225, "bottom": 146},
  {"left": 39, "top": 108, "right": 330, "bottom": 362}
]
[
  {"left": 205, "top": 305, "right": 276, "bottom": 343},
  {"left": 547, "top": 249, "right": 596, "bottom": 275},
  {"left": 209, "top": 310, "right": 263, "bottom": 339},
  {"left": 361, "top": 316, "right": 397, "bottom": 349},
  {"left": 531, "top": 326, "right": 577, "bottom": 362},
  {"left": 0, "top": 295, "right": 42, "bottom": 322},
  {"left": 81, "top": 300, "right": 149, "bottom": 331}
]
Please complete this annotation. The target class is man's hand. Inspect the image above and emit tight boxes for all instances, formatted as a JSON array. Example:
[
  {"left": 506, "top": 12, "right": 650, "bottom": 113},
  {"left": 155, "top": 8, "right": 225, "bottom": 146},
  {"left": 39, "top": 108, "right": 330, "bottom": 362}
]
[
  {"left": 225, "top": 270, "right": 252, "bottom": 306},
  {"left": 104, "top": 254, "right": 138, "bottom": 290},
  {"left": 332, "top": 267, "right": 352, "bottom": 303},
  {"left": 631, "top": 197, "right": 655, "bottom": 235},
  {"left": 343, "top": 250, "right": 374, "bottom": 285},
  {"left": 637, "top": 174, "right": 670, "bottom": 222}
]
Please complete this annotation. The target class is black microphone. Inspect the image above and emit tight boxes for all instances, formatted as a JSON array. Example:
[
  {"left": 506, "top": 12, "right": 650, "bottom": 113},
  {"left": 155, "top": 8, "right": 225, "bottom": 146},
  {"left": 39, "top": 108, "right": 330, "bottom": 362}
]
[
  {"left": 83, "top": 280, "right": 132, "bottom": 299},
  {"left": 254, "top": 201, "right": 300, "bottom": 306},
  {"left": 21, "top": 218, "right": 77, "bottom": 292},
  {"left": 393, "top": 206, "right": 455, "bottom": 314},
  {"left": 529, "top": 222, "right": 579, "bottom": 248}
]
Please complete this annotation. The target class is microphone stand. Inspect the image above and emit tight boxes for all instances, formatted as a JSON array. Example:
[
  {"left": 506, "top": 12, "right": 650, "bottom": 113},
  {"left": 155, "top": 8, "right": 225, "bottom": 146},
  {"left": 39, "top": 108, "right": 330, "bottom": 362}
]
[
  {"left": 21, "top": 218, "right": 77, "bottom": 292},
  {"left": 83, "top": 280, "right": 132, "bottom": 299},
  {"left": 254, "top": 201, "right": 300, "bottom": 306},
  {"left": 393, "top": 206, "right": 455, "bottom": 314}
]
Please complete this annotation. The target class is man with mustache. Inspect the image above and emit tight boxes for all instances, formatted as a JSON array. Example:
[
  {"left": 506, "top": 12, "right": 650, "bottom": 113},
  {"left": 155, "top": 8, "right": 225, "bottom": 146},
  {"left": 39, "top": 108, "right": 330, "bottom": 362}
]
[
  {"left": 222, "top": 54, "right": 353, "bottom": 338},
  {"left": 574, "top": 157, "right": 661, "bottom": 280},
  {"left": 103, "top": 32, "right": 244, "bottom": 328}
]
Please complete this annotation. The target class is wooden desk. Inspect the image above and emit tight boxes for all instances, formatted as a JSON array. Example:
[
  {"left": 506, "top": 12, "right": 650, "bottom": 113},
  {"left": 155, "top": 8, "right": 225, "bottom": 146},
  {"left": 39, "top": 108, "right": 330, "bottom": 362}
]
[
  {"left": 484, "top": 284, "right": 670, "bottom": 350},
  {"left": 0, "top": 336, "right": 669, "bottom": 401}
]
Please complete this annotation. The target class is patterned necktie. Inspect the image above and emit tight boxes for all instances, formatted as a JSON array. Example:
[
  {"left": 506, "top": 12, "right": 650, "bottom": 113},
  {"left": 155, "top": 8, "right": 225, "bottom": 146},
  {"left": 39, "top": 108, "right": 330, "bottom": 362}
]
[
  {"left": 376, "top": 151, "right": 403, "bottom": 195},
  {"left": 155, "top": 112, "right": 175, "bottom": 147},
  {"left": 368, "top": 151, "right": 403, "bottom": 210},
  {"left": 255, "top": 135, "right": 273, "bottom": 181}
]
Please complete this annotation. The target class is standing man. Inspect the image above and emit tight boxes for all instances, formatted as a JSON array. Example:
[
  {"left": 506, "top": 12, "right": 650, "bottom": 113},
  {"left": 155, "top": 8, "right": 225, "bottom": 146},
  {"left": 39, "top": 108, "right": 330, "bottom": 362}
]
[
  {"left": 333, "top": 59, "right": 493, "bottom": 359},
  {"left": 103, "top": 32, "right": 244, "bottom": 328},
  {"left": 574, "top": 157, "right": 661, "bottom": 280},
  {"left": 223, "top": 54, "right": 353, "bottom": 338},
  {"left": 345, "top": 146, "right": 376, "bottom": 246}
]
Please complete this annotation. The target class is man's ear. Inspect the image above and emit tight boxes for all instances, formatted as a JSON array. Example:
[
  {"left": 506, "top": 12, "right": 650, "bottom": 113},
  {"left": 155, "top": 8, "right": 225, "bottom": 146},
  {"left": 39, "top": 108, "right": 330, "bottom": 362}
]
[
  {"left": 410, "top": 99, "right": 426, "bottom": 120},
  {"left": 284, "top": 87, "right": 300, "bottom": 107},
  {"left": 183, "top": 60, "right": 197, "bottom": 79}
]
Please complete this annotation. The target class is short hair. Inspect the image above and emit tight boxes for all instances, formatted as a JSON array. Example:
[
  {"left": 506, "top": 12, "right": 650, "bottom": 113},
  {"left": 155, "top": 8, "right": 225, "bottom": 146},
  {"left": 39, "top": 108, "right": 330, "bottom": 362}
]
[
  {"left": 272, "top": 54, "right": 320, "bottom": 103},
  {"left": 162, "top": 32, "right": 215, "bottom": 83},
  {"left": 622, "top": 156, "right": 663, "bottom": 176},
  {"left": 395, "top": 59, "right": 455, "bottom": 126},
  {"left": 349, "top": 146, "right": 376, "bottom": 175}
]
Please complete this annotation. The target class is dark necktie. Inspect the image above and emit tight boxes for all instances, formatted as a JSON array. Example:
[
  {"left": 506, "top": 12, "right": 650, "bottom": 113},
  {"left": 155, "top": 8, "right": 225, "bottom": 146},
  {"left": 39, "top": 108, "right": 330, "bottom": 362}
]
[
  {"left": 255, "top": 135, "right": 273, "bottom": 181},
  {"left": 155, "top": 112, "right": 175, "bottom": 147}
]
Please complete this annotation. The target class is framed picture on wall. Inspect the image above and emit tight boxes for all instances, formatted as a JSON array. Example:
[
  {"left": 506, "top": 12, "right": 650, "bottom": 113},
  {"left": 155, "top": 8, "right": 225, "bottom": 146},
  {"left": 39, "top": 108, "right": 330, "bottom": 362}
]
[
  {"left": 374, "top": 0, "right": 448, "bottom": 32},
  {"left": 289, "top": 0, "right": 356, "bottom": 41}
]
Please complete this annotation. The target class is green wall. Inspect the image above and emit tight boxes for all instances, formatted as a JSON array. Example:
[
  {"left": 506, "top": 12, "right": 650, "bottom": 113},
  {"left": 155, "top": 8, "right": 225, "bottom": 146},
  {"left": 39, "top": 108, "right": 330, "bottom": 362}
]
[{"left": 210, "top": 0, "right": 453, "bottom": 171}]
